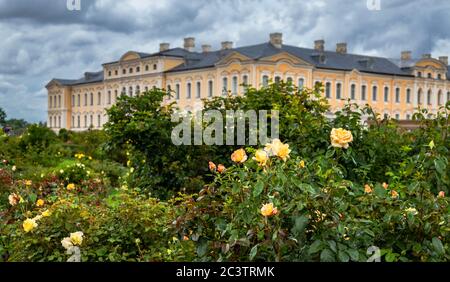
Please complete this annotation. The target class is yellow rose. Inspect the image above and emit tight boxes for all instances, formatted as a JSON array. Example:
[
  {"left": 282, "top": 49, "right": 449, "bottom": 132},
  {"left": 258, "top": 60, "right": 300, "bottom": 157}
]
[
  {"left": 260, "top": 203, "right": 278, "bottom": 217},
  {"left": 438, "top": 191, "right": 445, "bottom": 198},
  {"left": 330, "top": 128, "right": 353, "bottom": 149},
  {"left": 382, "top": 182, "right": 389, "bottom": 190},
  {"left": 23, "top": 218, "right": 38, "bottom": 233},
  {"left": 36, "top": 199, "right": 45, "bottom": 207},
  {"left": 24, "top": 180, "right": 32, "bottom": 186},
  {"left": 364, "top": 184, "right": 373, "bottom": 194},
  {"left": 66, "top": 183, "right": 75, "bottom": 190},
  {"left": 264, "top": 139, "right": 291, "bottom": 161},
  {"left": 217, "top": 164, "right": 226, "bottom": 174},
  {"left": 70, "top": 231, "right": 84, "bottom": 246},
  {"left": 42, "top": 210, "right": 51, "bottom": 217},
  {"left": 253, "top": 149, "right": 269, "bottom": 166},
  {"left": 231, "top": 148, "right": 248, "bottom": 164}
]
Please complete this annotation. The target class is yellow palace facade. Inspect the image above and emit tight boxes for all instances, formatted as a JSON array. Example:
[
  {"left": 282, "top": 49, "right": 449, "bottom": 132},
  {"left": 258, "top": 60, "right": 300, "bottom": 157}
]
[{"left": 46, "top": 33, "right": 450, "bottom": 131}]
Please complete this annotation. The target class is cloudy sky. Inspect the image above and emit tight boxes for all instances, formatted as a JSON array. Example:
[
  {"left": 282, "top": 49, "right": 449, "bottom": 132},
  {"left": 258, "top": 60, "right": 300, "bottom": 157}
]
[{"left": 0, "top": 0, "right": 449, "bottom": 122}]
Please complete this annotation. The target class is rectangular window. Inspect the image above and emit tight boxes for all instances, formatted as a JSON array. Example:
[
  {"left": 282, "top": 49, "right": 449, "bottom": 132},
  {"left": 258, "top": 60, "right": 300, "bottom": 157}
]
[
  {"left": 90, "top": 115, "right": 93, "bottom": 127},
  {"left": 49, "top": 96, "right": 52, "bottom": 108},
  {"left": 72, "top": 95, "right": 75, "bottom": 106},
  {"left": 176, "top": 84, "right": 180, "bottom": 100},
  {"left": 361, "top": 85, "right": 367, "bottom": 100},
  {"left": 262, "top": 75, "right": 268, "bottom": 87},
  {"left": 384, "top": 87, "right": 389, "bottom": 102},
  {"left": 208, "top": 81, "right": 213, "bottom": 97},
  {"left": 406, "top": 89, "right": 411, "bottom": 103},
  {"left": 232, "top": 76, "right": 238, "bottom": 95},
  {"left": 222, "top": 77, "right": 228, "bottom": 95},
  {"left": 196, "top": 82, "right": 201, "bottom": 98},
  {"left": 350, "top": 84, "right": 356, "bottom": 100},
  {"left": 395, "top": 88, "right": 400, "bottom": 103},
  {"left": 187, "top": 83, "right": 191, "bottom": 99},
  {"left": 108, "top": 91, "right": 111, "bottom": 104},
  {"left": 58, "top": 96, "right": 61, "bottom": 107},
  {"left": 98, "top": 115, "right": 101, "bottom": 127},
  {"left": 336, "top": 83, "right": 342, "bottom": 99},
  {"left": 298, "top": 78, "right": 304, "bottom": 90},
  {"left": 372, "top": 86, "right": 377, "bottom": 101},
  {"left": 325, "top": 82, "right": 331, "bottom": 98},
  {"left": 97, "top": 92, "right": 101, "bottom": 105}
]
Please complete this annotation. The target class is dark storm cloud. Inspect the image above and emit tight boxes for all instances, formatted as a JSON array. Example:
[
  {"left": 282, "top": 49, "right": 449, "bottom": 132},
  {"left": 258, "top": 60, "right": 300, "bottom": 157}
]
[{"left": 0, "top": 0, "right": 449, "bottom": 122}]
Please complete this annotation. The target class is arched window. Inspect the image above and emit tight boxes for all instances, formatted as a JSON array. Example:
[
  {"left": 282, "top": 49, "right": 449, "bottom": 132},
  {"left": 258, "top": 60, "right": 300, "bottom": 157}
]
[
  {"left": 395, "top": 113, "right": 400, "bottom": 120},
  {"left": 262, "top": 75, "right": 269, "bottom": 87},
  {"left": 298, "top": 78, "right": 304, "bottom": 90},
  {"left": 136, "top": 66, "right": 140, "bottom": 72},
  {"left": 350, "top": 84, "right": 356, "bottom": 100},
  {"left": 361, "top": 85, "right": 367, "bottom": 100},
  {"left": 222, "top": 77, "right": 228, "bottom": 94},
  {"left": 84, "top": 93, "right": 88, "bottom": 106},
  {"left": 54, "top": 96, "right": 57, "bottom": 108},
  {"left": 196, "top": 82, "right": 201, "bottom": 98},
  {"left": 325, "top": 82, "right": 331, "bottom": 98},
  {"left": 122, "top": 69, "right": 126, "bottom": 75},
  {"left": 77, "top": 116, "right": 80, "bottom": 128},
  {"left": 372, "top": 86, "right": 378, "bottom": 101},
  {"left": 438, "top": 74, "right": 442, "bottom": 80},
  {"left": 208, "top": 80, "right": 213, "bottom": 97},
  {"left": 72, "top": 95, "right": 75, "bottom": 106},
  {"left": 427, "top": 73, "right": 432, "bottom": 79},
  {"left": 406, "top": 89, "right": 411, "bottom": 103},
  {"left": 187, "top": 82, "right": 192, "bottom": 99},
  {"left": 97, "top": 92, "right": 101, "bottom": 105},
  {"left": 98, "top": 115, "right": 101, "bottom": 127},
  {"left": 176, "top": 84, "right": 180, "bottom": 100},
  {"left": 115, "top": 70, "right": 118, "bottom": 76},
  {"left": 114, "top": 90, "right": 118, "bottom": 101},
  {"left": 406, "top": 114, "right": 411, "bottom": 120},
  {"left": 107, "top": 91, "right": 111, "bottom": 104},
  {"left": 232, "top": 76, "right": 238, "bottom": 95},
  {"left": 287, "top": 77, "right": 293, "bottom": 84},
  {"left": 242, "top": 75, "right": 248, "bottom": 93},
  {"left": 49, "top": 116, "right": 52, "bottom": 127},
  {"left": 122, "top": 87, "right": 126, "bottom": 95},
  {"left": 274, "top": 76, "right": 281, "bottom": 84},
  {"left": 438, "top": 90, "right": 443, "bottom": 105},
  {"left": 72, "top": 116, "right": 75, "bottom": 128},
  {"left": 417, "top": 71, "right": 421, "bottom": 77},
  {"left": 84, "top": 115, "right": 87, "bottom": 128},
  {"left": 145, "top": 65, "right": 149, "bottom": 71},
  {"left": 427, "top": 89, "right": 432, "bottom": 105},
  {"left": 49, "top": 96, "right": 52, "bottom": 108},
  {"left": 108, "top": 71, "right": 111, "bottom": 77},
  {"left": 90, "top": 115, "right": 93, "bottom": 127},
  {"left": 129, "top": 68, "right": 133, "bottom": 74},
  {"left": 90, "top": 93, "right": 93, "bottom": 106},
  {"left": 336, "top": 83, "right": 342, "bottom": 99},
  {"left": 417, "top": 89, "right": 423, "bottom": 104},
  {"left": 395, "top": 88, "right": 400, "bottom": 103},
  {"left": 77, "top": 94, "right": 80, "bottom": 106},
  {"left": 153, "top": 64, "right": 157, "bottom": 70},
  {"left": 384, "top": 86, "right": 389, "bottom": 102},
  {"left": 135, "top": 85, "right": 140, "bottom": 95},
  {"left": 58, "top": 95, "right": 61, "bottom": 107},
  {"left": 129, "top": 86, "right": 133, "bottom": 97}
]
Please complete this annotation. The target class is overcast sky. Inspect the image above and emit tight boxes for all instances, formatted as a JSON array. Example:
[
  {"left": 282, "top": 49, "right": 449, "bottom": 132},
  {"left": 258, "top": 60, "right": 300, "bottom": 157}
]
[{"left": 0, "top": 0, "right": 449, "bottom": 122}]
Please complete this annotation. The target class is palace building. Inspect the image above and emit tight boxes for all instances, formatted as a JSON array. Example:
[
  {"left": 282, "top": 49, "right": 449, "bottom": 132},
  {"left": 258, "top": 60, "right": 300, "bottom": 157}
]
[{"left": 46, "top": 33, "right": 450, "bottom": 131}]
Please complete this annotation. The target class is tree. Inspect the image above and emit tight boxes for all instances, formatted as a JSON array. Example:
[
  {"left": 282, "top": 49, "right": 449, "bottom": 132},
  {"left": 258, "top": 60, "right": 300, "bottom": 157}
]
[{"left": 0, "top": 107, "right": 6, "bottom": 126}]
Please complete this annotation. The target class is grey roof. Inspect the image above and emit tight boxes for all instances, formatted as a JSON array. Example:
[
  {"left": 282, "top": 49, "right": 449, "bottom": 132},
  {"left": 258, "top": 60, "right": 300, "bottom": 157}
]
[
  {"left": 53, "top": 71, "right": 104, "bottom": 86},
  {"left": 56, "top": 41, "right": 450, "bottom": 87}
]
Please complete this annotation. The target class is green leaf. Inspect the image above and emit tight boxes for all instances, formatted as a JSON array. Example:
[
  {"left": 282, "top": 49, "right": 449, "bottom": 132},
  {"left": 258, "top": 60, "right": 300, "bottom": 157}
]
[
  {"left": 432, "top": 237, "right": 445, "bottom": 255},
  {"left": 291, "top": 215, "right": 308, "bottom": 236},
  {"left": 249, "top": 245, "right": 258, "bottom": 261},
  {"left": 308, "top": 240, "right": 323, "bottom": 255},
  {"left": 320, "top": 249, "right": 335, "bottom": 262},
  {"left": 434, "top": 158, "right": 447, "bottom": 176},
  {"left": 338, "top": 250, "right": 350, "bottom": 262},
  {"left": 29, "top": 193, "right": 37, "bottom": 203},
  {"left": 346, "top": 249, "right": 359, "bottom": 261},
  {"left": 196, "top": 240, "right": 208, "bottom": 257},
  {"left": 385, "top": 252, "right": 397, "bottom": 262},
  {"left": 327, "top": 240, "right": 337, "bottom": 253},
  {"left": 253, "top": 181, "right": 264, "bottom": 197}
]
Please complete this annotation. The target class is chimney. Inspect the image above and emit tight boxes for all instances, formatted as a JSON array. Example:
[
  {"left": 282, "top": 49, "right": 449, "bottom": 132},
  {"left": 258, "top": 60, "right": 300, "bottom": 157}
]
[
  {"left": 202, "top": 44, "right": 212, "bottom": 53},
  {"left": 183, "top": 37, "right": 195, "bottom": 52},
  {"left": 221, "top": 41, "right": 233, "bottom": 50},
  {"left": 422, "top": 53, "right": 432, "bottom": 59},
  {"left": 336, "top": 42, "right": 347, "bottom": 54},
  {"left": 401, "top": 50, "right": 412, "bottom": 61},
  {"left": 270, "top": 32, "right": 283, "bottom": 49},
  {"left": 314, "top": 40, "right": 325, "bottom": 52},
  {"left": 439, "top": 56, "right": 448, "bottom": 66},
  {"left": 159, "top": 43, "right": 170, "bottom": 52}
]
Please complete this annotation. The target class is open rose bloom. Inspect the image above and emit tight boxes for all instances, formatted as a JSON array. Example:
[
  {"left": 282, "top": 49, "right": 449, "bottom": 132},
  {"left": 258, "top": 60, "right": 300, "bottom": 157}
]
[{"left": 330, "top": 128, "right": 353, "bottom": 149}]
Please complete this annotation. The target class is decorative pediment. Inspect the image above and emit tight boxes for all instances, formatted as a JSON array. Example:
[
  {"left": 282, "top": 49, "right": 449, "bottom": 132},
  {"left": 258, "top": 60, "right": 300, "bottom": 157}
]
[
  {"left": 415, "top": 58, "right": 447, "bottom": 70},
  {"left": 215, "top": 51, "right": 253, "bottom": 66},
  {"left": 120, "top": 51, "right": 143, "bottom": 62},
  {"left": 45, "top": 79, "right": 64, "bottom": 89},
  {"left": 259, "top": 51, "right": 312, "bottom": 66}
]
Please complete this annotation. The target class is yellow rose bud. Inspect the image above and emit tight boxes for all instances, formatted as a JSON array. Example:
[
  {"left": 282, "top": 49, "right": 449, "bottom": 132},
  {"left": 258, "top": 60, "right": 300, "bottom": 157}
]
[
  {"left": 42, "top": 210, "right": 51, "bottom": 217},
  {"left": 382, "top": 182, "right": 389, "bottom": 189},
  {"left": 217, "top": 164, "right": 226, "bottom": 174},
  {"left": 70, "top": 231, "right": 84, "bottom": 246},
  {"left": 66, "top": 183, "right": 75, "bottom": 190},
  {"left": 36, "top": 199, "right": 45, "bottom": 207},
  {"left": 208, "top": 161, "right": 217, "bottom": 172},
  {"left": 231, "top": 148, "right": 248, "bottom": 164},
  {"left": 391, "top": 190, "right": 399, "bottom": 199},
  {"left": 299, "top": 160, "right": 305, "bottom": 168},
  {"left": 364, "top": 184, "right": 373, "bottom": 194},
  {"left": 330, "top": 128, "right": 353, "bottom": 149},
  {"left": 260, "top": 203, "right": 278, "bottom": 217}
]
